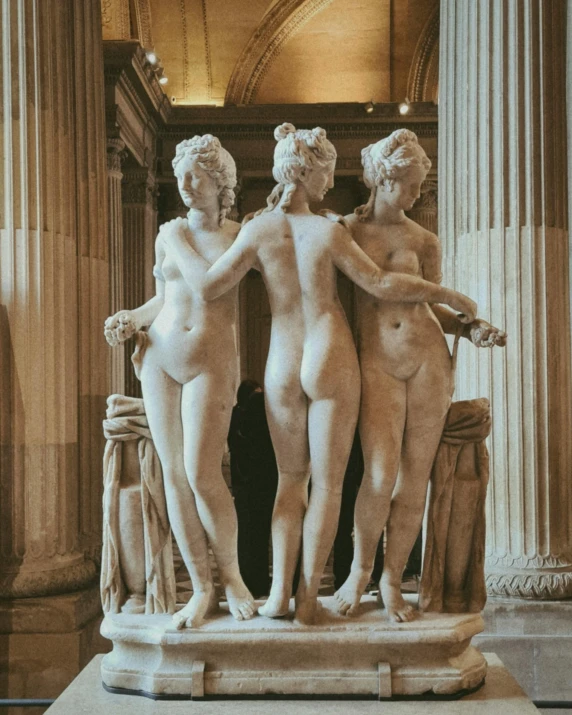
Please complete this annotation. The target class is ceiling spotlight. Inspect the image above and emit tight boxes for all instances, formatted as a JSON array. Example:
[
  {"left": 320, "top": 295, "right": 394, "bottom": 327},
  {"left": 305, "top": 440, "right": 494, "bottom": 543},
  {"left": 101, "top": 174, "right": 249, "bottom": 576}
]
[
  {"left": 364, "top": 101, "right": 375, "bottom": 114},
  {"left": 398, "top": 97, "right": 411, "bottom": 115},
  {"left": 159, "top": 76, "right": 169, "bottom": 85},
  {"left": 146, "top": 52, "right": 158, "bottom": 65}
]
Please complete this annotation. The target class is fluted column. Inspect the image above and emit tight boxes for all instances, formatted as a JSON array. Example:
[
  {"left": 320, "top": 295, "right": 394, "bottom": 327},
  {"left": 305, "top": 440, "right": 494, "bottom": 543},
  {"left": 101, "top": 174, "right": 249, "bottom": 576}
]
[
  {"left": 0, "top": 0, "right": 108, "bottom": 596},
  {"left": 122, "top": 167, "right": 158, "bottom": 396},
  {"left": 440, "top": 0, "right": 572, "bottom": 598},
  {"left": 408, "top": 181, "right": 438, "bottom": 233},
  {"left": 107, "top": 138, "right": 127, "bottom": 395}
]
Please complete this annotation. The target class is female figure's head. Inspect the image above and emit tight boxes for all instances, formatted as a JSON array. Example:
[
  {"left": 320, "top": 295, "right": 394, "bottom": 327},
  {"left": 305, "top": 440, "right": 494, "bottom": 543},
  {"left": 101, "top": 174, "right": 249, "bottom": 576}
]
[
  {"left": 259, "top": 123, "right": 337, "bottom": 214},
  {"left": 172, "top": 135, "right": 237, "bottom": 226},
  {"left": 355, "top": 129, "right": 431, "bottom": 221}
]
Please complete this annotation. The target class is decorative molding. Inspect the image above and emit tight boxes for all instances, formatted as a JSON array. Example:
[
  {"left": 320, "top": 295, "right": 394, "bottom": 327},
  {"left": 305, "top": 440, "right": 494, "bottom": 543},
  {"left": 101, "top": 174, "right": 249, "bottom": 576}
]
[
  {"left": 407, "top": 5, "right": 439, "bottom": 103},
  {"left": 486, "top": 554, "right": 572, "bottom": 570},
  {"left": 179, "top": 0, "right": 190, "bottom": 97},
  {"left": 133, "top": 0, "right": 154, "bottom": 49},
  {"left": 201, "top": 0, "right": 213, "bottom": 101},
  {"left": 486, "top": 572, "right": 572, "bottom": 600},
  {"left": 102, "top": 0, "right": 113, "bottom": 26},
  {"left": 122, "top": 169, "right": 158, "bottom": 208},
  {"left": 225, "top": 0, "right": 336, "bottom": 105}
]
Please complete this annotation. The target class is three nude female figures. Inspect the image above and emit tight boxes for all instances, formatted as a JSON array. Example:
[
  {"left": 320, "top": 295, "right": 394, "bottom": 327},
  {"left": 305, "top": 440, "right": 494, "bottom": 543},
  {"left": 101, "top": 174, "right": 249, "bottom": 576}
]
[{"left": 104, "top": 125, "right": 505, "bottom": 628}]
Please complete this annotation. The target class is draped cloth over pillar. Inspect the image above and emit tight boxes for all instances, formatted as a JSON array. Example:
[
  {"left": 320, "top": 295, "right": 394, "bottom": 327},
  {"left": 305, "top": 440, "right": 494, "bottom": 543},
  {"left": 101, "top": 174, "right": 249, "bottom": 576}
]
[
  {"left": 420, "top": 399, "right": 490, "bottom": 614},
  {"left": 102, "top": 395, "right": 176, "bottom": 615}
]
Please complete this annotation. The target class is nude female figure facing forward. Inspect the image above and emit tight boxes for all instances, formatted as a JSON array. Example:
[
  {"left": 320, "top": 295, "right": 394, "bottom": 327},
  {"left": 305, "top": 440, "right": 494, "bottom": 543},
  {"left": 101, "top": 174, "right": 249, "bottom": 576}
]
[
  {"left": 161, "top": 123, "right": 477, "bottom": 624},
  {"left": 104, "top": 135, "right": 255, "bottom": 628},
  {"left": 334, "top": 130, "right": 506, "bottom": 622}
]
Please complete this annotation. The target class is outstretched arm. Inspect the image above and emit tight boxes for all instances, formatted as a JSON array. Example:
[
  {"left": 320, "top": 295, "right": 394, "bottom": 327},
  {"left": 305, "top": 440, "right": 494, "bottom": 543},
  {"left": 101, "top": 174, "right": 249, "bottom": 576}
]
[
  {"left": 331, "top": 224, "right": 477, "bottom": 321},
  {"left": 422, "top": 233, "right": 506, "bottom": 347},
  {"left": 163, "top": 217, "right": 258, "bottom": 300}
]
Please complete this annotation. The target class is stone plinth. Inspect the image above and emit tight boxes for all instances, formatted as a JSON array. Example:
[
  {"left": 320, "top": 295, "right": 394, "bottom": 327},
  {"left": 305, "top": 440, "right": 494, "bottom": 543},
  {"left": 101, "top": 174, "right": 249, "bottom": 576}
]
[
  {"left": 47, "top": 653, "right": 539, "bottom": 714},
  {"left": 100, "top": 596, "right": 486, "bottom": 699}
]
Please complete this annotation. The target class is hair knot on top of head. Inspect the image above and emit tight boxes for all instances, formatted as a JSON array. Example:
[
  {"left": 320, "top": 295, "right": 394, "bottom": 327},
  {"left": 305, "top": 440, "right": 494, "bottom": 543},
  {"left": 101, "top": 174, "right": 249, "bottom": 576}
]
[
  {"left": 274, "top": 123, "right": 297, "bottom": 141},
  {"left": 355, "top": 128, "right": 431, "bottom": 221},
  {"left": 255, "top": 124, "right": 337, "bottom": 216},
  {"left": 172, "top": 134, "right": 237, "bottom": 226}
]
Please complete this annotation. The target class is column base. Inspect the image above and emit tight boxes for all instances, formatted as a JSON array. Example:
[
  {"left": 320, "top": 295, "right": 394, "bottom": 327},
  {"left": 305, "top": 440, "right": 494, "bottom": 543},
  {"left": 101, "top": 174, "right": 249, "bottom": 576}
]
[
  {"left": 0, "top": 586, "right": 110, "bottom": 701},
  {"left": 101, "top": 595, "right": 487, "bottom": 699},
  {"left": 486, "top": 567, "right": 572, "bottom": 599}
]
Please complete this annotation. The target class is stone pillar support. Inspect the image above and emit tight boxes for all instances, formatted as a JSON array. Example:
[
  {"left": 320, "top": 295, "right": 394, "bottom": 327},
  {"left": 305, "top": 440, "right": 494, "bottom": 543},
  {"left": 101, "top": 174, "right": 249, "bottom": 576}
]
[
  {"left": 107, "top": 137, "right": 127, "bottom": 395},
  {"left": 121, "top": 167, "right": 158, "bottom": 396},
  {"left": 439, "top": 0, "right": 572, "bottom": 598},
  {"left": 408, "top": 180, "right": 437, "bottom": 234},
  {"left": 0, "top": 0, "right": 108, "bottom": 597}
]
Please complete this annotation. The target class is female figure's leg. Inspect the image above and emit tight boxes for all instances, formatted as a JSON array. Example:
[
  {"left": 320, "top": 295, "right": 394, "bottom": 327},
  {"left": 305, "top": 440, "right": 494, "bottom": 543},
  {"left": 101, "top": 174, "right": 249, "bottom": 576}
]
[
  {"left": 294, "top": 382, "right": 360, "bottom": 624},
  {"left": 140, "top": 362, "right": 214, "bottom": 629},
  {"left": 259, "top": 345, "right": 310, "bottom": 618},
  {"left": 380, "top": 361, "right": 451, "bottom": 622},
  {"left": 181, "top": 373, "right": 255, "bottom": 621},
  {"left": 334, "top": 366, "right": 406, "bottom": 615}
]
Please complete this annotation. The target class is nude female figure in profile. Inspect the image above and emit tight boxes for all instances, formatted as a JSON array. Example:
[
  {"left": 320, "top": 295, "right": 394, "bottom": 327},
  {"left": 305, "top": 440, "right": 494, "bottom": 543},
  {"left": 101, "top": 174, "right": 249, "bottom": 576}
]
[
  {"left": 334, "top": 129, "right": 506, "bottom": 622},
  {"left": 104, "top": 135, "right": 255, "bottom": 628},
  {"left": 161, "top": 123, "right": 477, "bottom": 624}
]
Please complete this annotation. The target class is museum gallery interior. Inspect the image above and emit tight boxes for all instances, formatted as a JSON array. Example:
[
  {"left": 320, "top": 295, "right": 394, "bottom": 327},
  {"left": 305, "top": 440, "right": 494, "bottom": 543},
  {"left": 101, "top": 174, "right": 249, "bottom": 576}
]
[{"left": 0, "top": 0, "right": 571, "bottom": 712}]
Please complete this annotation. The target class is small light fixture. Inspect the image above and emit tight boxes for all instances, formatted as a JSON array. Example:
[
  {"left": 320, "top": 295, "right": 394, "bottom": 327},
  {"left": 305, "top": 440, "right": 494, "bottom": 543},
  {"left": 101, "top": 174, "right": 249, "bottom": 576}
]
[
  {"left": 159, "top": 76, "right": 169, "bottom": 85},
  {"left": 398, "top": 97, "right": 411, "bottom": 115},
  {"left": 364, "top": 100, "right": 375, "bottom": 114},
  {"left": 146, "top": 52, "right": 158, "bottom": 65}
]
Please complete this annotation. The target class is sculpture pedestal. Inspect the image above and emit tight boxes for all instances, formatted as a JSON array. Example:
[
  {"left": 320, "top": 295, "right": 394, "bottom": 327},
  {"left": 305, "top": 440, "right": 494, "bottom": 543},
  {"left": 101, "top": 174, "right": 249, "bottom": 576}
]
[{"left": 100, "top": 596, "right": 486, "bottom": 699}]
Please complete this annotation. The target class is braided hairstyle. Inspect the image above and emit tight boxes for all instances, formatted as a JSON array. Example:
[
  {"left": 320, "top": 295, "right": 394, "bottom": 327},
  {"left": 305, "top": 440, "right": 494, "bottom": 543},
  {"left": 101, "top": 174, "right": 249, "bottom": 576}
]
[
  {"left": 172, "top": 135, "right": 237, "bottom": 226},
  {"left": 355, "top": 129, "right": 431, "bottom": 221},
  {"left": 256, "top": 123, "right": 337, "bottom": 216}
]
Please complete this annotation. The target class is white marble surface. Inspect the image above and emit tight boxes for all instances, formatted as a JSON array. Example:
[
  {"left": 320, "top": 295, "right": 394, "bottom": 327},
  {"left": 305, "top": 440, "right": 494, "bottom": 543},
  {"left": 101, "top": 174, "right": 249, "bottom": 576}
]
[
  {"left": 100, "top": 595, "right": 486, "bottom": 698},
  {"left": 47, "top": 653, "right": 539, "bottom": 713}
]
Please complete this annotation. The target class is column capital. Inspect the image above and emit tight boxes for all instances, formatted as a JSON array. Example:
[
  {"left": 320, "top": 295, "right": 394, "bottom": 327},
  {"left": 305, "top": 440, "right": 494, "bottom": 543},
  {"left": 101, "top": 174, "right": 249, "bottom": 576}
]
[{"left": 107, "top": 137, "right": 127, "bottom": 174}]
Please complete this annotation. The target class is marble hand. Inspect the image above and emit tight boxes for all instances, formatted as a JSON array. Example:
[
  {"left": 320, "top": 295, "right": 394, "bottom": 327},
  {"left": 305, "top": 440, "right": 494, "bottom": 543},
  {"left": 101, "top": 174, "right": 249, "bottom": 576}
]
[
  {"left": 104, "top": 310, "right": 139, "bottom": 346},
  {"left": 468, "top": 319, "right": 507, "bottom": 348}
]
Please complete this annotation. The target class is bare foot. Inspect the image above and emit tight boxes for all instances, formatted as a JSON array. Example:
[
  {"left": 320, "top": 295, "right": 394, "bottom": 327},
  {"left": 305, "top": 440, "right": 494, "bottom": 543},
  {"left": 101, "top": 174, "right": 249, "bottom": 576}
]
[
  {"left": 224, "top": 578, "right": 255, "bottom": 621},
  {"left": 258, "top": 587, "right": 290, "bottom": 618},
  {"left": 379, "top": 575, "right": 417, "bottom": 623},
  {"left": 334, "top": 568, "right": 371, "bottom": 616},
  {"left": 294, "top": 596, "right": 323, "bottom": 625},
  {"left": 172, "top": 582, "right": 216, "bottom": 629}
]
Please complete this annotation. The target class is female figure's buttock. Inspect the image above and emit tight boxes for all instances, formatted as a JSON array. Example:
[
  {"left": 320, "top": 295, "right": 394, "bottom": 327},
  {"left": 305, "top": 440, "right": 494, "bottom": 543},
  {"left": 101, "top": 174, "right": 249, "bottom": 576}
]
[{"left": 300, "top": 311, "right": 360, "bottom": 401}]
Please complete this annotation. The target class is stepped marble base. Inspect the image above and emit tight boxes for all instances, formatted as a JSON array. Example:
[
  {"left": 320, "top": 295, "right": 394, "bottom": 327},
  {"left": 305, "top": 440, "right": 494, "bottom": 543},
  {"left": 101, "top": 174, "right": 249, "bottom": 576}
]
[{"left": 100, "top": 596, "right": 487, "bottom": 699}]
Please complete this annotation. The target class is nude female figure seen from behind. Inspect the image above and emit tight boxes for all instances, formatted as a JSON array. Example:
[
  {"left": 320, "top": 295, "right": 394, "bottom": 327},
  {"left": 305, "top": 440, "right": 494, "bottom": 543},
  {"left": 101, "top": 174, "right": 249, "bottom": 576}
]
[
  {"left": 161, "top": 123, "right": 477, "bottom": 625},
  {"left": 334, "top": 129, "right": 506, "bottom": 622},
  {"left": 104, "top": 135, "right": 255, "bottom": 629}
]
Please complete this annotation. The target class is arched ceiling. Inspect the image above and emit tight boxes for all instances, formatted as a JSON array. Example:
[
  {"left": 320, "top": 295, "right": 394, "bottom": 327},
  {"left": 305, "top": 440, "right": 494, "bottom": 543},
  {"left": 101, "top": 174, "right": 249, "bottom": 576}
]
[{"left": 103, "top": 0, "right": 439, "bottom": 106}]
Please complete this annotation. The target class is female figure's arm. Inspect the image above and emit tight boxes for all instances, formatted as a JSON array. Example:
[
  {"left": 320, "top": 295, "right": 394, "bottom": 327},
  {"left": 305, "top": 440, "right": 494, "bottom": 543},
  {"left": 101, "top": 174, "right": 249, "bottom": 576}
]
[
  {"left": 330, "top": 224, "right": 477, "bottom": 321},
  {"left": 163, "top": 217, "right": 258, "bottom": 301},
  {"left": 104, "top": 235, "right": 166, "bottom": 346},
  {"left": 422, "top": 233, "right": 506, "bottom": 347}
]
